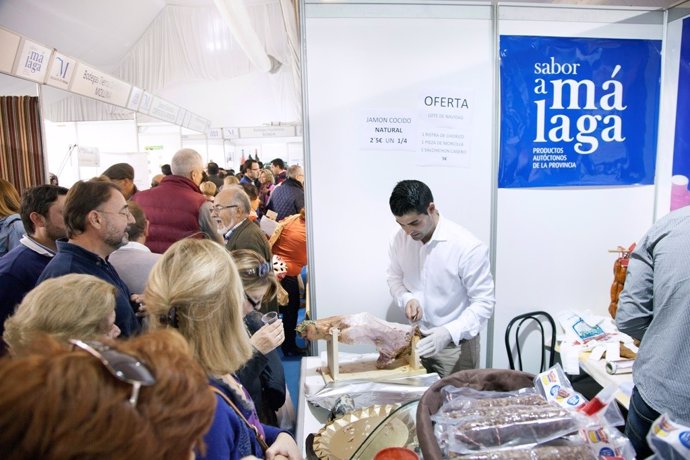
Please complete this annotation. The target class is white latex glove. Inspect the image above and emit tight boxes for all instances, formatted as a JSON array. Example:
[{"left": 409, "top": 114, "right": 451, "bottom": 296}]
[{"left": 416, "top": 326, "right": 452, "bottom": 358}]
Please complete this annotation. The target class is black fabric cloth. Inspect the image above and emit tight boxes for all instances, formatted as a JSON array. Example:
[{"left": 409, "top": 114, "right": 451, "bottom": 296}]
[
  {"left": 279, "top": 275, "right": 300, "bottom": 353},
  {"left": 38, "top": 241, "right": 140, "bottom": 337},
  {"left": 236, "top": 311, "right": 286, "bottom": 425}
]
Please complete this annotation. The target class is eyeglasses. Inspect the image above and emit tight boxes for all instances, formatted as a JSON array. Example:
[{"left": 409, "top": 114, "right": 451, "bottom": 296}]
[
  {"left": 245, "top": 292, "right": 262, "bottom": 309},
  {"left": 212, "top": 204, "right": 238, "bottom": 213},
  {"left": 96, "top": 208, "right": 132, "bottom": 218},
  {"left": 244, "top": 262, "right": 270, "bottom": 279},
  {"left": 69, "top": 339, "right": 156, "bottom": 407}
]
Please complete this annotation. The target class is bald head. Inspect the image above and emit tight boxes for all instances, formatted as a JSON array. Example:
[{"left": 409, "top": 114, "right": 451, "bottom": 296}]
[{"left": 287, "top": 165, "right": 304, "bottom": 184}]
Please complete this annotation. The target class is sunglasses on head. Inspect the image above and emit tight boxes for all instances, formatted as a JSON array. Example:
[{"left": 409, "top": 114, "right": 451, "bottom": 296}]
[
  {"left": 244, "top": 262, "right": 270, "bottom": 279},
  {"left": 69, "top": 339, "right": 156, "bottom": 408}
]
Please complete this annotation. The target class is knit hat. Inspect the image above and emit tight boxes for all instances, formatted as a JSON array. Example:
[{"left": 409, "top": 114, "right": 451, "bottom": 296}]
[{"left": 102, "top": 163, "right": 134, "bottom": 181}]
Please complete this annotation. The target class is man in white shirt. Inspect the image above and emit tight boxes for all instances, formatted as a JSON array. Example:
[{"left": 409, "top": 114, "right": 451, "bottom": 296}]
[
  {"left": 386, "top": 180, "right": 495, "bottom": 377},
  {"left": 109, "top": 201, "right": 161, "bottom": 295}
]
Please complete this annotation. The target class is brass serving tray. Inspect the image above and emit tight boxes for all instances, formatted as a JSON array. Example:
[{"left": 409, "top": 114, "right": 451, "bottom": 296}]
[{"left": 313, "top": 404, "right": 407, "bottom": 460}]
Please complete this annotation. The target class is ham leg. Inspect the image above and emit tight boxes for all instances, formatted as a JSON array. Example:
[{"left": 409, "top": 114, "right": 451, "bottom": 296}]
[{"left": 296, "top": 312, "right": 415, "bottom": 368}]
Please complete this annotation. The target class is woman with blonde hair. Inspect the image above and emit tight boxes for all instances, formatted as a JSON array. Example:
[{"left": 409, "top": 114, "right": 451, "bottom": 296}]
[
  {"left": 221, "top": 175, "right": 240, "bottom": 192},
  {"left": 3, "top": 273, "right": 120, "bottom": 355},
  {"left": 0, "top": 178, "right": 24, "bottom": 257},
  {"left": 0, "top": 329, "right": 216, "bottom": 459},
  {"left": 258, "top": 169, "right": 275, "bottom": 216},
  {"left": 200, "top": 181, "right": 217, "bottom": 201},
  {"left": 232, "top": 249, "right": 285, "bottom": 426},
  {"left": 145, "top": 239, "right": 300, "bottom": 460}
]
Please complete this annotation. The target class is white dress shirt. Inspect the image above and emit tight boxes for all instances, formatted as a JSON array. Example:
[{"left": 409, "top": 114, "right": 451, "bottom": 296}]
[
  {"left": 109, "top": 241, "right": 161, "bottom": 295},
  {"left": 386, "top": 214, "right": 495, "bottom": 345}
]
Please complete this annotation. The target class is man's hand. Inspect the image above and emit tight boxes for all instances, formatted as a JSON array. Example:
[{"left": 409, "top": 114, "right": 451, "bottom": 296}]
[
  {"left": 250, "top": 320, "right": 284, "bottom": 355},
  {"left": 416, "top": 326, "right": 452, "bottom": 358},
  {"left": 405, "top": 299, "right": 423, "bottom": 322}
]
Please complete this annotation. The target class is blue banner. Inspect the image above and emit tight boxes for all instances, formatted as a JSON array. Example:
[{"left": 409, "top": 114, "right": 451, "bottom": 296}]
[
  {"left": 671, "top": 18, "right": 690, "bottom": 210},
  {"left": 499, "top": 36, "right": 661, "bottom": 188}
]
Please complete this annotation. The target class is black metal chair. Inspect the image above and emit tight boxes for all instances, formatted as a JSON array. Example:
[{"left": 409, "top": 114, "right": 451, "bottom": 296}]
[{"left": 505, "top": 310, "right": 557, "bottom": 372}]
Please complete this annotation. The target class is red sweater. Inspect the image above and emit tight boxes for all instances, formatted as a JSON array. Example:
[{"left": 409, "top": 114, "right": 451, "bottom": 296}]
[{"left": 132, "top": 176, "right": 206, "bottom": 254}]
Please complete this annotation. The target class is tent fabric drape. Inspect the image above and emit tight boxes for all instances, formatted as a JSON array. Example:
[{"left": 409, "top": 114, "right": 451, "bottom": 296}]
[
  {"left": 42, "top": 3, "right": 302, "bottom": 125},
  {"left": 116, "top": 4, "right": 301, "bottom": 123},
  {"left": 0, "top": 96, "right": 45, "bottom": 193},
  {"left": 43, "top": 92, "right": 134, "bottom": 123}
]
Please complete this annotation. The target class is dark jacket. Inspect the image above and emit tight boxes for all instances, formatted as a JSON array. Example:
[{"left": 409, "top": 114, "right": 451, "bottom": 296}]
[
  {"left": 225, "top": 219, "right": 272, "bottom": 263},
  {"left": 0, "top": 243, "right": 52, "bottom": 337},
  {"left": 37, "top": 241, "right": 140, "bottom": 337},
  {"left": 267, "top": 178, "right": 304, "bottom": 221},
  {"left": 237, "top": 311, "right": 286, "bottom": 426},
  {"left": 132, "top": 175, "right": 207, "bottom": 254}
]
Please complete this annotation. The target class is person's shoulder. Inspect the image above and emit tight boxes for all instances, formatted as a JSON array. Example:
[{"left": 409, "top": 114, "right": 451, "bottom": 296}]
[
  {"left": 0, "top": 245, "right": 48, "bottom": 271},
  {"left": 439, "top": 217, "right": 484, "bottom": 248}
]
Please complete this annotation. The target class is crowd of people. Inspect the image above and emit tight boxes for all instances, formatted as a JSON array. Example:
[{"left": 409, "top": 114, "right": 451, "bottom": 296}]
[
  {"left": 0, "top": 148, "right": 306, "bottom": 459},
  {"left": 5, "top": 145, "right": 686, "bottom": 459}
]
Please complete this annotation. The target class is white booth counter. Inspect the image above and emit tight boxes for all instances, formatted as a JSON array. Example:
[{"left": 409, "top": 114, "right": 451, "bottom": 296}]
[
  {"left": 295, "top": 351, "right": 435, "bottom": 456},
  {"left": 296, "top": 356, "right": 330, "bottom": 455}
]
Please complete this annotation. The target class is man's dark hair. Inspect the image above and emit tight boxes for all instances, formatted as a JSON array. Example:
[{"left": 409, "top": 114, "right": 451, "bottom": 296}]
[
  {"left": 161, "top": 164, "right": 172, "bottom": 176},
  {"left": 126, "top": 201, "right": 147, "bottom": 242},
  {"left": 20, "top": 185, "right": 69, "bottom": 235},
  {"left": 389, "top": 180, "right": 434, "bottom": 216},
  {"left": 270, "top": 158, "right": 285, "bottom": 170},
  {"left": 102, "top": 163, "right": 134, "bottom": 181},
  {"left": 207, "top": 162, "right": 219, "bottom": 175},
  {"left": 64, "top": 180, "right": 121, "bottom": 238},
  {"left": 243, "top": 159, "right": 257, "bottom": 171}
]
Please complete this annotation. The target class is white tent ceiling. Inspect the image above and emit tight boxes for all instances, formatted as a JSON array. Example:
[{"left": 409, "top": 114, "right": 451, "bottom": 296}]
[
  {"left": 0, "top": 0, "right": 300, "bottom": 127},
  {"left": 0, "top": 0, "right": 684, "bottom": 127}
]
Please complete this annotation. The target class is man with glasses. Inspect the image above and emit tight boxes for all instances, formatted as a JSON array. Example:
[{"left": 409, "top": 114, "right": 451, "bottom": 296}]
[
  {"left": 132, "top": 148, "right": 221, "bottom": 253},
  {"left": 240, "top": 159, "right": 261, "bottom": 189},
  {"left": 213, "top": 186, "right": 271, "bottom": 263},
  {"left": 37, "top": 180, "right": 141, "bottom": 337}
]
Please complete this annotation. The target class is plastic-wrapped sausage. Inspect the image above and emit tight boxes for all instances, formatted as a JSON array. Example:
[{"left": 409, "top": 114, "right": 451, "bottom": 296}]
[
  {"left": 446, "top": 405, "right": 579, "bottom": 453},
  {"left": 449, "top": 444, "right": 594, "bottom": 459}
]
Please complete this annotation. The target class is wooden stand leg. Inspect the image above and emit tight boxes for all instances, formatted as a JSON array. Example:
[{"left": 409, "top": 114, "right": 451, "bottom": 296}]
[
  {"left": 327, "top": 327, "right": 340, "bottom": 381},
  {"left": 409, "top": 335, "right": 422, "bottom": 369}
]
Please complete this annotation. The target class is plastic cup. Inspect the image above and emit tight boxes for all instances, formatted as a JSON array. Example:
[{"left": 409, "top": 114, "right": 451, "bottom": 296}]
[
  {"left": 374, "top": 447, "right": 419, "bottom": 460},
  {"left": 261, "top": 311, "right": 279, "bottom": 325}
]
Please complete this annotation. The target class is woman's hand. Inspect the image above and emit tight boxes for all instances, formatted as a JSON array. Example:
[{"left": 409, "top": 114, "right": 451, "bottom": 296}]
[
  {"left": 250, "top": 320, "right": 285, "bottom": 355},
  {"left": 265, "top": 432, "right": 302, "bottom": 460}
]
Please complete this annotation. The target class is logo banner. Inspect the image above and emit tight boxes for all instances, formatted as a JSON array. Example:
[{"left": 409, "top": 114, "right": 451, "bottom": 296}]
[{"left": 499, "top": 36, "right": 661, "bottom": 188}]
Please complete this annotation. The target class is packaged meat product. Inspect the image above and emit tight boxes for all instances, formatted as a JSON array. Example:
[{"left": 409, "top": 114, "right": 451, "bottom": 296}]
[
  {"left": 646, "top": 414, "right": 690, "bottom": 460},
  {"left": 533, "top": 364, "right": 586, "bottom": 411},
  {"left": 442, "top": 405, "right": 580, "bottom": 453},
  {"left": 448, "top": 443, "right": 594, "bottom": 459}
]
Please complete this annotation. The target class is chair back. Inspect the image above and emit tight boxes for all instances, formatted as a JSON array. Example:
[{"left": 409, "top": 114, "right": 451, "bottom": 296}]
[{"left": 504, "top": 310, "right": 556, "bottom": 372}]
